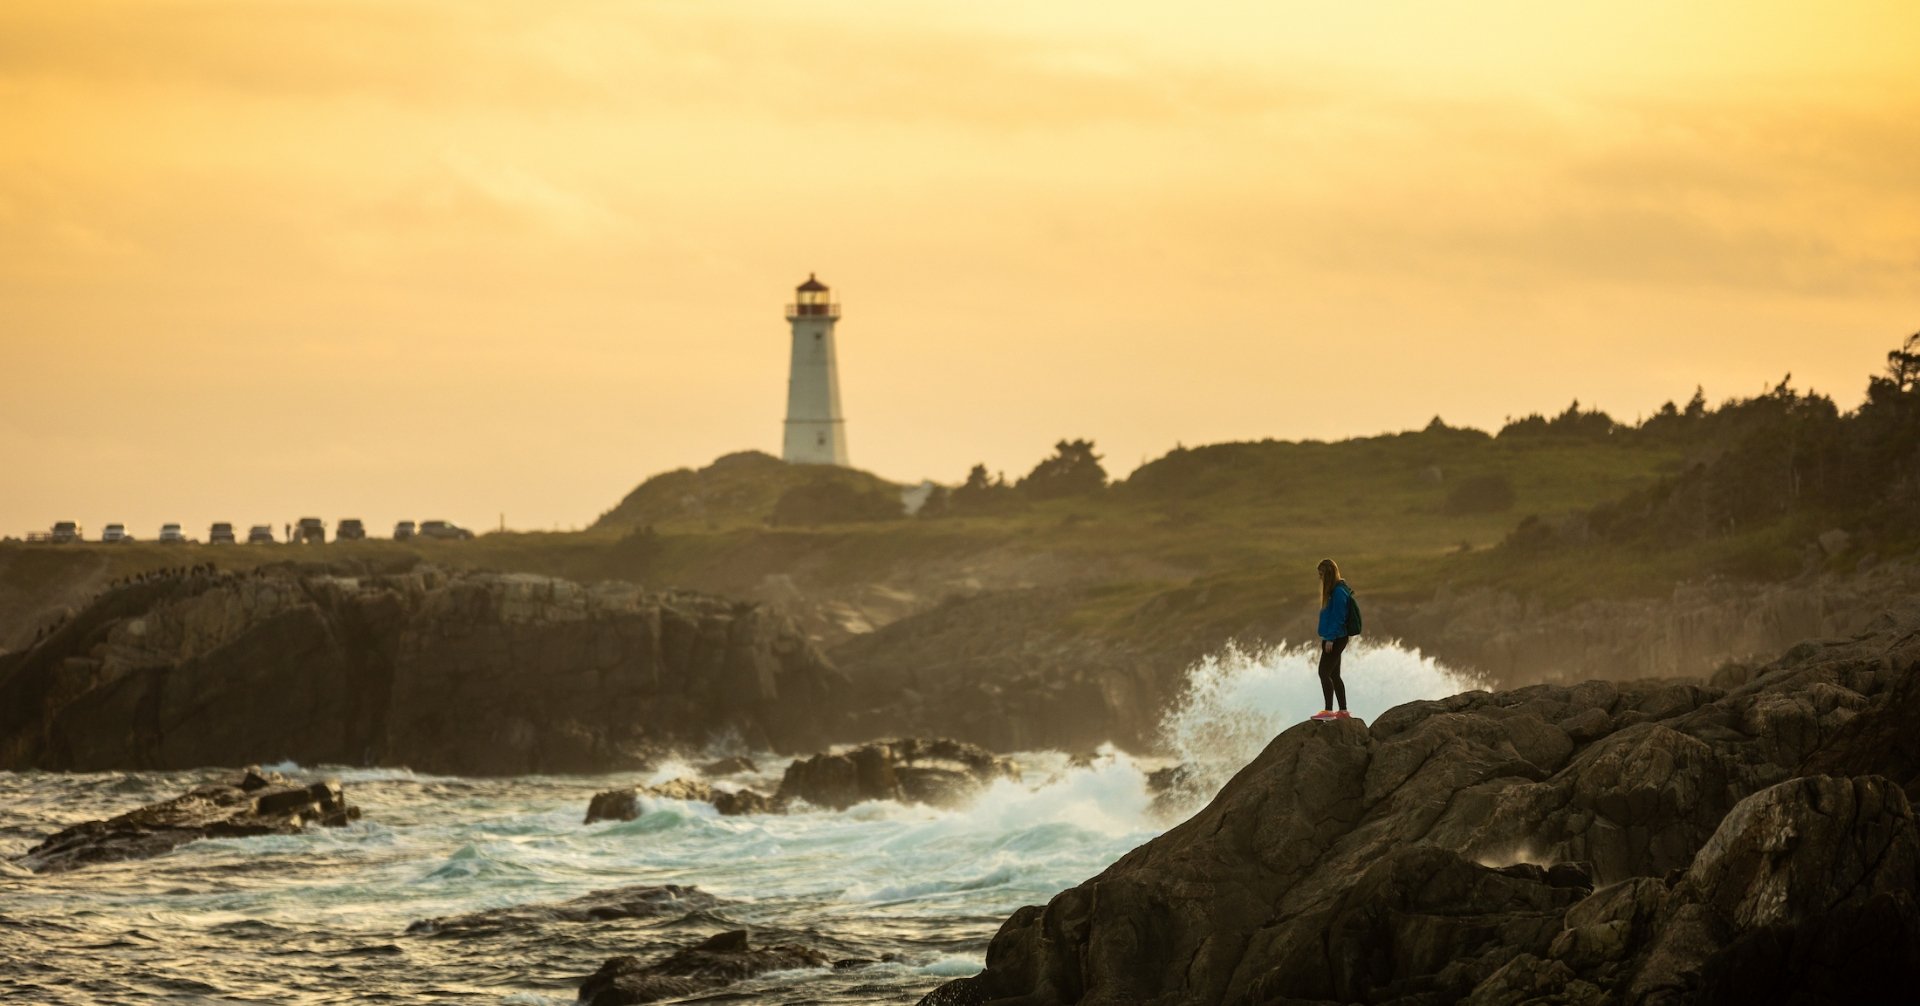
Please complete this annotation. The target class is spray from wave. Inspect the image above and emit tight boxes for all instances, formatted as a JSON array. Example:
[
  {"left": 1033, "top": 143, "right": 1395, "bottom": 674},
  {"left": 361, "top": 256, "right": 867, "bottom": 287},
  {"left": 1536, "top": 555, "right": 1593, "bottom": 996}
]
[{"left": 1154, "top": 639, "right": 1486, "bottom": 809}]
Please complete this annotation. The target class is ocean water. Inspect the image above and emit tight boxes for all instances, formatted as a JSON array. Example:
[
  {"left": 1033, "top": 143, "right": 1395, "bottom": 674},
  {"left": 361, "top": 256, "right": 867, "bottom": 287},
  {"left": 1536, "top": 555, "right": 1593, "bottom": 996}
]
[{"left": 0, "top": 640, "right": 1481, "bottom": 1003}]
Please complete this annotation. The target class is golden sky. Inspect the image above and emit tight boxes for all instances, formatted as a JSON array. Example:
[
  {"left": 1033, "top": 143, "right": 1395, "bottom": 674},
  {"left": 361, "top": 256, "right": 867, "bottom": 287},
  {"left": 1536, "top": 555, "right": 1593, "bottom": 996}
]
[{"left": 3, "top": 1, "right": 1917, "bottom": 536}]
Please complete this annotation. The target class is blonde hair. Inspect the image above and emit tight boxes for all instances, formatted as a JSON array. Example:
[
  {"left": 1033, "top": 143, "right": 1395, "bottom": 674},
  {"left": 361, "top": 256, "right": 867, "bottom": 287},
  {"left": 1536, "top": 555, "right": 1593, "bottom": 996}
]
[{"left": 1317, "top": 558, "right": 1342, "bottom": 607}]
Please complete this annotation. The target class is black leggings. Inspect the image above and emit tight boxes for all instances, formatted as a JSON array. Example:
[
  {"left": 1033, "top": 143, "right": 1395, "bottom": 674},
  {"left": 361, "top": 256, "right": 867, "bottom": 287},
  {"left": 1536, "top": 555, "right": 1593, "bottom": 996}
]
[{"left": 1319, "top": 637, "right": 1349, "bottom": 711}]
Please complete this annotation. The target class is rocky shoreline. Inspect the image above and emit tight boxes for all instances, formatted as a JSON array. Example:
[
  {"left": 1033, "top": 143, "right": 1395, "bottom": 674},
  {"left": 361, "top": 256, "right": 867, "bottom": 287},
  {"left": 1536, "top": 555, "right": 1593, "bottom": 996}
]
[
  {"left": 919, "top": 601, "right": 1920, "bottom": 1003},
  {"left": 3, "top": 557, "right": 1914, "bottom": 770},
  {"left": 4, "top": 587, "right": 1915, "bottom": 1001}
]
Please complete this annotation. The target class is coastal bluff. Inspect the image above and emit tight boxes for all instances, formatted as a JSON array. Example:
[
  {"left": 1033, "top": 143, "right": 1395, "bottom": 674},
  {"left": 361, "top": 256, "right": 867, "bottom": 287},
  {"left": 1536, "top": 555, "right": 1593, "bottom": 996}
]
[
  {"left": 0, "top": 565, "right": 846, "bottom": 774},
  {"left": 923, "top": 604, "right": 1920, "bottom": 1004}
]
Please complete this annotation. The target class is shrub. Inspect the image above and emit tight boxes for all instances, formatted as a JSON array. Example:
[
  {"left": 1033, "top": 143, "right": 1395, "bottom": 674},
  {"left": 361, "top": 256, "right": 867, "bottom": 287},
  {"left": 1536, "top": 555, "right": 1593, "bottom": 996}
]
[
  {"left": 949, "top": 464, "right": 1027, "bottom": 516},
  {"left": 769, "top": 479, "right": 903, "bottom": 526}
]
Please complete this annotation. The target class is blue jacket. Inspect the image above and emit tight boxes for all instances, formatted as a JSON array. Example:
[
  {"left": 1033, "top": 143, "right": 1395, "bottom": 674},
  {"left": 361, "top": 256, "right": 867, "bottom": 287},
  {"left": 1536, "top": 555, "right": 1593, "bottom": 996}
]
[{"left": 1318, "top": 581, "right": 1353, "bottom": 640}]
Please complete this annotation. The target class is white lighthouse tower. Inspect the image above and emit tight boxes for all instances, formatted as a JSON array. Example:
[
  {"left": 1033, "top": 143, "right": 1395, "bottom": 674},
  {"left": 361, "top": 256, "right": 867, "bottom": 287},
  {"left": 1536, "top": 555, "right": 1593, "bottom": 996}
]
[{"left": 782, "top": 274, "right": 849, "bottom": 466}]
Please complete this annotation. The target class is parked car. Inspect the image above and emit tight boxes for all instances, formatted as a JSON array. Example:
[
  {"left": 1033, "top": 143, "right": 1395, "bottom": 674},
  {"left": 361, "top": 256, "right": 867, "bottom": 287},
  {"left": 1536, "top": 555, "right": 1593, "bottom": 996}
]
[
  {"left": 209, "top": 522, "right": 237, "bottom": 544},
  {"left": 50, "top": 521, "right": 82, "bottom": 543},
  {"left": 246, "top": 525, "right": 276, "bottom": 544},
  {"left": 336, "top": 518, "right": 366, "bottom": 541},
  {"left": 159, "top": 523, "right": 187, "bottom": 544},
  {"left": 417, "top": 520, "right": 474, "bottom": 541},
  {"left": 101, "top": 524, "right": 130, "bottom": 544},
  {"left": 293, "top": 517, "right": 326, "bottom": 544},
  {"left": 393, "top": 520, "right": 417, "bottom": 541}
]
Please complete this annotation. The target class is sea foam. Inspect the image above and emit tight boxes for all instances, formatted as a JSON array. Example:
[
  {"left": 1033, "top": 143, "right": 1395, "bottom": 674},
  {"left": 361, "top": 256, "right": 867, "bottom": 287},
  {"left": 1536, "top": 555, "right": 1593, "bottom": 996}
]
[{"left": 1158, "top": 639, "right": 1485, "bottom": 803}]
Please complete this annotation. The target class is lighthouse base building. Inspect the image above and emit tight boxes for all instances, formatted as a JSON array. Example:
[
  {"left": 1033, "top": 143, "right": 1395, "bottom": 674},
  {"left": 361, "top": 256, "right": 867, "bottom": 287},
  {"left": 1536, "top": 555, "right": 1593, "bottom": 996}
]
[{"left": 783, "top": 274, "right": 849, "bottom": 466}]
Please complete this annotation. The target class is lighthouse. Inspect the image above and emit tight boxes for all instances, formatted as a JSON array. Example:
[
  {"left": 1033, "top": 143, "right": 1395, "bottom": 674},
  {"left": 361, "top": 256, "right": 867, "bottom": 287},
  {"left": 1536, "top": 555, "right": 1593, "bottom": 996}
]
[{"left": 782, "top": 274, "right": 849, "bottom": 466}]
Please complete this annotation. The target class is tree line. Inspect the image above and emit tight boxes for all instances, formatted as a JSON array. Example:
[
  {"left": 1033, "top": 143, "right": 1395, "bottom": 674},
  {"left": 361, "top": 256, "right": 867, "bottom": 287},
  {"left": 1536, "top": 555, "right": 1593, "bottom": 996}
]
[{"left": 1508, "top": 333, "right": 1920, "bottom": 549}]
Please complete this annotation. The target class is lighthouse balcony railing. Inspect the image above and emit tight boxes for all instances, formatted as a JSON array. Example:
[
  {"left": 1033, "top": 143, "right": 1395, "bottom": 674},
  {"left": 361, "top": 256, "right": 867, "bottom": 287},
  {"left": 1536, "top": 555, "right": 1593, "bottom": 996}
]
[{"left": 785, "top": 303, "right": 840, "bottom": 319}]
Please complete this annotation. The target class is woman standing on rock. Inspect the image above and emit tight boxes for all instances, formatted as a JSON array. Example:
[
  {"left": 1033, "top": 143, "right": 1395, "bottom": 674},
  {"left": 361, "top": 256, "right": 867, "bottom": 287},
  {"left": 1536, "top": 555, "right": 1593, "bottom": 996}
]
[{"left": 1313, "top": 558, "right": 1356, "bottom": 721}]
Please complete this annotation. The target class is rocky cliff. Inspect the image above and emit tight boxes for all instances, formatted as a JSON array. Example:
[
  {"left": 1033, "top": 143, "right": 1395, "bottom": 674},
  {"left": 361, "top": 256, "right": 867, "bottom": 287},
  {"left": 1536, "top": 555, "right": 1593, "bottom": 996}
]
[
  {"left": 1372, "top": 561, "right": 1920, "bottom": 686},
  {"left": 922, "top": 602, "right": 1920, "bottom": 1004},
  {"left": 0, "top": 565, "right": 846, "bottom": 774},
  {"left": 830, "top": 561, "right": 1920, "bottom": 755}
]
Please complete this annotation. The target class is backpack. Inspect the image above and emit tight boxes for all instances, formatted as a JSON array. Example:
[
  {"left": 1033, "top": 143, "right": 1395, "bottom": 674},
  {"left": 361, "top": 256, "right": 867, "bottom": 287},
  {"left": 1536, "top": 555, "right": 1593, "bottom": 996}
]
[{"left": 1343, "top": 589, "right": 1363, "bottom": 637}]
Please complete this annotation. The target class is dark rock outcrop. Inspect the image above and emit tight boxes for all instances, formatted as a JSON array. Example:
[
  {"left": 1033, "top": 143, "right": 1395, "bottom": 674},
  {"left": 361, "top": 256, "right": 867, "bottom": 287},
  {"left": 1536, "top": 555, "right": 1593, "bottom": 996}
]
[
  {"left": 700, "top": 755, "right": 757, "bottom": 776},
  {"left": 579, "top": 929, "right": 830, "bottom": 1005},
  {"left": 924, "top": 605, "right": 1920, "bottom": 1004},
  {"left": 1480, "top": 774, "right": 1919, "bottom": 1005},
  {"left": 407, "top": 883, "right": 720, "bottom": 936},
  {"left": 583, "top": 737, "right": 1018, "bottom": 820},
  {"left": 584, "top": 780, "right": 776, "bottom": 821},
  {"left": 0, "top": 565, "right": 847, "bottom": 774},
  {"left": 13, "top": 768, "right": 358, "bottom": 874},
  {"left": 776, "top": 737, "right": 1019, "bottom": 810}
]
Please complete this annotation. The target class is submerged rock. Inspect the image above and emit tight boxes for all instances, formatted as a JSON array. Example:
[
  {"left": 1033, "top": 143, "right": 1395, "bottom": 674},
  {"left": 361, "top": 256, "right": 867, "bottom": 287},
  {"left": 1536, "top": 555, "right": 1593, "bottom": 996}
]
[
  {"left": 922, "top": 606, "right": 1920, "bottom": 1004},
  {"left": 776, "top": 737, "right": 1019, "bottom": 811},
  {"left": 407, "top": 883, "right": 720, "bottom": 936},
  {"left": 579, "top": 929, "right": 830, "bottom": 1005},
  {"left": 13, "top": 767, "right": 358, "bottom": 874}
]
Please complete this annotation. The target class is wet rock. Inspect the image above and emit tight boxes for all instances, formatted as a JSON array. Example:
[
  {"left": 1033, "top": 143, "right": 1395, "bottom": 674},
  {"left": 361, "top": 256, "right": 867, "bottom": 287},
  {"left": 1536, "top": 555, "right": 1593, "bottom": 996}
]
[
  {"left": 584, "top": 780, "right": 776, "bottom": 822},
  {"left": 407, "top": 883, "right": 719, "bottom": 936},
  {"left": 13, "top": 768, "right": 358, "bottom": 874},
  {"left": 700, "top": 755, "right": 757, "bottom": 776},
  {"left": 711, "top": 788, "right": 777, "bottom": 815},
  {"left": 585, "top": 788, "right": 642, "bottom": 823},
  {"left": 776, "top": 737, "right": 1018, "bottom": 810},
  {"left": 640, "top": 778, "right": 717, "bottom": 803},
  {"left": 579, "top": 929, "right": 830, "bottom": 1005}
]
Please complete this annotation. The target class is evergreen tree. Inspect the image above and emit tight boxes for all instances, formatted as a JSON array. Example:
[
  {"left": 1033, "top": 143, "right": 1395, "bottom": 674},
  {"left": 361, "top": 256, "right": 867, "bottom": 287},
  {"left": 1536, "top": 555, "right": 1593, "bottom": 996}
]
[{"left": 1018, "top": 439, "right": 1108, "bottom": 500}]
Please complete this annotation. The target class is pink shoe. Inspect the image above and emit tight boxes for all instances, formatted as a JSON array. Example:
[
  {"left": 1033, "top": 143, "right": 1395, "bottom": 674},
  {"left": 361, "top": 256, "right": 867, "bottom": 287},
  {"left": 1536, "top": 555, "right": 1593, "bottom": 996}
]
[
  {"left": 1310, "top": 710, "right": 1337, "bottom": 721},
  {"left": 1333, "top": 710, "right": 1353, "bottom": 719}
]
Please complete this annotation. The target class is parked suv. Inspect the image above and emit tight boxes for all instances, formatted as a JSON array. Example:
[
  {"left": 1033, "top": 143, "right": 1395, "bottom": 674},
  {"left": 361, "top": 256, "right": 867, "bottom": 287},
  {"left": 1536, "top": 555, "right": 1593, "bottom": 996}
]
[
  {"left": 293, "top": 517, "right": 326, "bottom": 544},
  {"left": 417, "top": 520, "right": 474, "bottom": 541},
  {"left": 393, "top": 520, "right": 417, "bottom": 541},
  {"left": 209, "top": 522, "right": 237, "bottom": 544},
  {"left": 101, "top": 524, "right": 130, "bottom": 544},
  {"left": 50, "top": 521, "right": 82, "bottom": 543},
  {"left": 336, "top": 518, "right": 366, "bottom": 541},
  {"left": 159, "top": 523, "right": 186, "bottom": 544},
  {"left": 247, "top": 525, "right": 276, "bottom": 544}
]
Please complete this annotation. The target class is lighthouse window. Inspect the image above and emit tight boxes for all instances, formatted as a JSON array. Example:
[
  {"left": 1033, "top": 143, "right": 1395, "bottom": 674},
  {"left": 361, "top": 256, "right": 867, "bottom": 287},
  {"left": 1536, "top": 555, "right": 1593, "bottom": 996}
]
[
  {"left": 817, "top": 433, "right": 827, "bottom": 446},
  {"left": 814, "top": 333, "right": 822, "bottom": 341}
]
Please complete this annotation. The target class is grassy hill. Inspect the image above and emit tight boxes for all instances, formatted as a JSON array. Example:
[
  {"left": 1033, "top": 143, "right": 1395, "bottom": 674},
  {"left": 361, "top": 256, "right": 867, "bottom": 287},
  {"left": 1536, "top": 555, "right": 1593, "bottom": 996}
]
[
  {"left": 593, "top": 450, "right": 904, "bottom": 532},
  {"left": 0, "top": 424, "right": 1689, "bottom": 650}
]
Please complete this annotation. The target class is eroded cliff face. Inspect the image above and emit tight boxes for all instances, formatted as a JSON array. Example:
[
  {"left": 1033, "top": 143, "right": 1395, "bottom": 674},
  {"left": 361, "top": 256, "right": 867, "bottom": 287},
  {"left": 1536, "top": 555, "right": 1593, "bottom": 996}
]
[
  {"left": 923, "top": 603, "right": 1920, "bottom": 1005},
  {"left": 0, "top": 567, "right": 846, "bottom": 774},
  {"left": 1373, "top": 563, "right": 1920, "bottom": 686},
  {"left": 828, "top": 562, "right": 1920, "bottom": 756}
]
